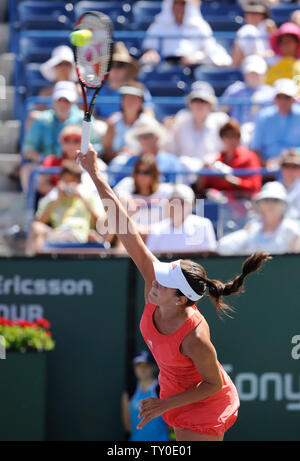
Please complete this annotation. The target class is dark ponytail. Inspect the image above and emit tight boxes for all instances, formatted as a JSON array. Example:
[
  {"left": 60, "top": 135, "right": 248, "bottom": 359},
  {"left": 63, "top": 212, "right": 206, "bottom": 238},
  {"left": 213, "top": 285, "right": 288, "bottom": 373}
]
[{"left": 177, "top": 253, "right": 272, "bottom": 316}]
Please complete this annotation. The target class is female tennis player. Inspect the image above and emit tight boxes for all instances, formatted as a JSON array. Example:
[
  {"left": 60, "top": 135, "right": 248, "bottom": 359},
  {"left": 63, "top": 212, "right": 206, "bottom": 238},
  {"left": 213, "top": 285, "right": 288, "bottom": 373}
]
[{"left": 77, "top": 146, "right": 271, "bottom": 441}]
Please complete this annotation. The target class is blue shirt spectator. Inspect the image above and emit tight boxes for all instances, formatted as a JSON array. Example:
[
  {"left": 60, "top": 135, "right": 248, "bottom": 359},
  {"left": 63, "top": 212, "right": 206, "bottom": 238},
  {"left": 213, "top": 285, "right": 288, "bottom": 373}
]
[{"left": 251, "top": 78, "right": 300, "bottom": 166}]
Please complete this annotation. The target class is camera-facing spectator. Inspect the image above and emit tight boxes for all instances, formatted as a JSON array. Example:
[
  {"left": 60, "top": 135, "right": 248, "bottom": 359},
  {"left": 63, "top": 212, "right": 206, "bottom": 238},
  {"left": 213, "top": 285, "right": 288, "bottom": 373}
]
[
  {"left": 26, "top": 161, "right": 107, "bottom": 256},
  {"left": 280, "top": 148, "right": 300, "bottom": 220},
  {"left": 218, "top": 181, "right": 300, "bottom": 255},
  {"left": 140, "top": 0, "right": 232, "bottom": 68},
  {"left": 146, "top": 184, "right": 217, "bottom": 254},
  {"left": 251, "top": 78, "right": 300, "bottom": 169},
  {"left": 109, "top": 116, "right": 182, "bottom": 185},
  {"left": 196, "top": 119, "right": 262, "bottom": 199},
  {"left": 165, "top": 81, "right": 229, "bottom": 172},
  {"left": 96, "top": 42, "right": 154, "bottom": 120},
  {"left": 221, "top": 55, "right": 274, "bottom": 126},
  {"left": 121, "top": 350, "right": 169, "bottom": 441},
  {"left": 266, "top": 22, "right": 300, "bottom": 90},
  {"left": 232, "top": 0, "right": 276, "bottom": 67}
]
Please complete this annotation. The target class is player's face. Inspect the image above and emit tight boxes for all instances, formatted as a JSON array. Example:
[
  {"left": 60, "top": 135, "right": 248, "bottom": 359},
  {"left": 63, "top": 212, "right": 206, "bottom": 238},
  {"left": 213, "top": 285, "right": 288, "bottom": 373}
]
[{"left": 148, "top": 280, "right": 179, "bottom": 307}]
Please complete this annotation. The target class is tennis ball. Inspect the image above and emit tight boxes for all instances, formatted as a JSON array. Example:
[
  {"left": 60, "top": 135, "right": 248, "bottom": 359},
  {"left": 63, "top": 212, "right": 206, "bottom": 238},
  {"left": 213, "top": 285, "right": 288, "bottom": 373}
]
[{"left": 70, "top": 29, "right": 93, "bottom": 46}]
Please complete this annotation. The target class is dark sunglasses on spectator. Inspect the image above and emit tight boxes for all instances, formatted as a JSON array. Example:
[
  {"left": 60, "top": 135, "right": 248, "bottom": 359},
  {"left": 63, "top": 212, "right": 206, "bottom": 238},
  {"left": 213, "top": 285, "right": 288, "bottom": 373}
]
[
  {"left": 111, "top": 61, "right": 127, "bottom": 69},
  {"left": 276, "top": 94, "right": 293, "bottom": 100},
  {"left": 63, "top": 136, "right": 81, "bottom": 144},
  {"left": 190, "top": 98, "right": 209, "bottom": 104},
  {"left": 135, "top": 169, "right": 152, "bottom": 175},
  {"left": 259, "top": 198, "right": 283, "bottom": 203},
  {"left": 137, "top": 133, "right": 154, "bottom": 141},
  {"left": 281, "top": 163, "right": 300, "bottom": 169},
  {"left": 174, "top": 0, "right": 187, "bottom": 5}
]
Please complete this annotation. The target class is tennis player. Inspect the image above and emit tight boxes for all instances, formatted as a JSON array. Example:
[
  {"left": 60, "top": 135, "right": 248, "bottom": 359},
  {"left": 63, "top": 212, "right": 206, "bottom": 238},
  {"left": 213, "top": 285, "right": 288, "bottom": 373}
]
[{"left": 77, "top": 146, "right": 271, "bottom": 441}]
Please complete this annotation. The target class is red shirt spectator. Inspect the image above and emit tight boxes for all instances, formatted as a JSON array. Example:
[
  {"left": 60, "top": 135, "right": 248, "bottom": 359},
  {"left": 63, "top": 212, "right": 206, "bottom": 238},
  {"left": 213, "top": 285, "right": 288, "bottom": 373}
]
[{"left": 199, "top": 119, "right": 262, "bottom": 198}]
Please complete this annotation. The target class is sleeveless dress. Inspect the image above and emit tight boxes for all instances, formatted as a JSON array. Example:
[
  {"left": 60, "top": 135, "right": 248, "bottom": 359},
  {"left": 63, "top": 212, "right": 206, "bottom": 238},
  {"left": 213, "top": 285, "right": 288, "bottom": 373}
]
[{"left": 140, "top": 302, "right": 240, "bottom": 436}]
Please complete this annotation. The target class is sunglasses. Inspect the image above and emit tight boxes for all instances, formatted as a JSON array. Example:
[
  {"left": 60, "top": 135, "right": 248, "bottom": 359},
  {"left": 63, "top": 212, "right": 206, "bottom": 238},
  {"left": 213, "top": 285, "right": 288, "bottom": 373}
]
[
  {"left": 137, "top": 133, "right": 154, "bottom": 141},
  {"left": 135, "top": 169, "right": 152, "bottom": 175},
  {"left": 275, "top": 94, "right": 293, "bottom": 100},
  {"left": 281, "top": 163, "right": 300, "bottom": 169},
  {"left": 62, "top": 136, "right": 81, "bottom": 144},
  {"left": 111, "top": 61, "right": 127, "bottom": 69}
]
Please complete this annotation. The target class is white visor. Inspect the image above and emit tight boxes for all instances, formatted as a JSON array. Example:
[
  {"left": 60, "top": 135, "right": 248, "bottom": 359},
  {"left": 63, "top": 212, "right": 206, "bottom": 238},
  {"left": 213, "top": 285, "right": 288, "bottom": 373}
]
[{"left": 153, "top": 260, "right": 204, "bottom": 302}]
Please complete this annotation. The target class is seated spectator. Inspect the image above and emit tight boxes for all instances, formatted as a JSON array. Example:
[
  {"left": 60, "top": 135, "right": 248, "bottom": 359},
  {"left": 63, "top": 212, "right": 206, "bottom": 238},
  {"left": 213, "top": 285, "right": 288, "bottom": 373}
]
[
  {"left": 251, "top": 78, "right": 300, "bottom": 169},
  {"left": 96, "top": 42, "right": 154, "bottom": 120},
  {"left": 121, "top": 350, "right": 169, "bottom": 442},
  {"left": 221, "top": 55, "right": 274, "bottom": 126},
  {"left": 102, "top": 81, "right": 148, "bottom": 163},
  {"left": 291, "top": 10, "right": 300, "bottom": 29},
  {"left": 25, "top": 161, "right": 107, "bottom": 256},
  {"left": 39, "top": 125, "right": 107, "bottom": 197},
  {"left": 218, "top": 181, "right": 300, "bottom": 255},
  {"left": 196, "top": 119, "right": 262, "bottom": 198},
  {"left": 280, "top": 148, "right": 300, "bottom": 219},
  {"left": 165, "top": 81, "right": 229, "bottom": 170},
  {"left": 109, "top": 116, "right": 182, "bottom": 185},
  {"left": 232, "top": 0, "right": 276, "bottom": 67},
  {"left": 140, "top": 0, "right": 232, "bottom": 68},
  {"left": 146, "top": 184, "right": 217, "bottom": 253},
  {"left": 114, "top": 153, "right": 174, "bottom": 229},
  {"left": 21, "top": 81, "right": 103, "bottom": 192},
  {"left": 266, "top": 22, "right": 300, "bottom": 91}
]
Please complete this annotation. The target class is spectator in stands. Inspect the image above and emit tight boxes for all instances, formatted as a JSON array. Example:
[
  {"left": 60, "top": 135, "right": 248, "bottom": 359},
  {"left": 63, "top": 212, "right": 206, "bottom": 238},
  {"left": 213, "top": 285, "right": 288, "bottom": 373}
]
[
  {"left": 39, "top": 125, "right": 107, "bottom": 197},
  {"left": 251, "top": 78, "right": 300, "bottom": 169},
  {"left": 102, "top": 81, "right": 149, "bottom": 163},
  {"left": 218, "top": 181, "right": 300, "bottom": 255},
  {"left": 280, "top": 148, "right": 300, "bottom": 220},
  {"left": 165, "top": 81, "right": 229, "bottom": 172},
  {"left": 196, "top": 119, "right": 262, "bottom": 199},
  {"left": 266, "top": 22, "right": 300, "bottom": 92},
  {"left": 21, "top": 81, "right": 102, "bottom": 192},
  {"left": 109, "top": 116, "right": 182, "bottom": 186},
  {"left": 121, "top": 350, "right": 169, "bottom": 441},
  {"left": 291, "top": 10, "right": 300, "bottom": 29},
  {"left": 25, "top": 161, "right": 107, "bottom": 256},
  {"left": 96, "top": 42, "right": 154, "bottom": 120},
  {"left": 221, "top": 55, "right": 274, "bottom": 126},
  {"left": 140, "top": 0, "right": 232, "bottom": 68},
  {"left": 232, "top": 0, "right": 276, "bottom": 67},
  {"left": 114, "top": 153, "right": 174, "bottom": 230},
  {"left": 146, "top": 183, "right": 217, "bottom": 253}
]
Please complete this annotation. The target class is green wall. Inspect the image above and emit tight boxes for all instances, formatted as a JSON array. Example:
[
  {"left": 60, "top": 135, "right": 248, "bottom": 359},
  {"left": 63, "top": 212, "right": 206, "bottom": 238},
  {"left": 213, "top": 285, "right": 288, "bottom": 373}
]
[{"left": 0, "top": 255, "right": 299, "bottom": 441}]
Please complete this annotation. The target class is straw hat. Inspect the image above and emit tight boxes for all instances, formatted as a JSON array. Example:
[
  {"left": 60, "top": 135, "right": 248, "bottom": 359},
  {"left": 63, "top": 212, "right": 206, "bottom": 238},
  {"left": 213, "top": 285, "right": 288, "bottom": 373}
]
[
  {"left": 40, "top": 45, "right": 77, "bottom": 82},
  {"left": 112, "top": 42, "right": 140, "bottom": 79},
  {"left": 125, "top": 115, "right": 170, "bottom": 148}
]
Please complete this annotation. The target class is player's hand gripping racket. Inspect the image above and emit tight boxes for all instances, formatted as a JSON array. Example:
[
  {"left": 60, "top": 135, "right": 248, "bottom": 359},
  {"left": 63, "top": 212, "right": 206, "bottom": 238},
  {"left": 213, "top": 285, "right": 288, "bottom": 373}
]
[{"left": 71, "top": 11, "right": 113, "bottom": 154}]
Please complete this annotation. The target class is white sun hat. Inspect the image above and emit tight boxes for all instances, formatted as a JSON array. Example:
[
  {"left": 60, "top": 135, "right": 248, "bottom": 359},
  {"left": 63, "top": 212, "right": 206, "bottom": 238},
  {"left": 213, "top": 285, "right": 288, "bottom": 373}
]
[
  {"left": 153, "top": 259, "right": 204, "bottom": 301},
  {"left": 40, "top": 45, "right": 77, "bottom": 82},
  {"left": 255, "top": 181, "right": 287, "bottom": 202},
  {"left": 52, "top": 81, "right": 78, "bottom": 103}
]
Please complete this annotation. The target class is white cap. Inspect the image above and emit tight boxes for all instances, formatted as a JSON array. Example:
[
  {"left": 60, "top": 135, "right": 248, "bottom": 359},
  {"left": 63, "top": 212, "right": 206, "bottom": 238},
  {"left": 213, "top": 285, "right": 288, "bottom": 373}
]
[
  {"left": 242, "top": 54, "right": 267, "bottom": 75},
  {"left": 255, "top": 181, "right": 287, "bottom": 202},
  {"left": 187, "top": 81, "right": 217, "bottom": 106},
  {"left": 52, "top": 81, "right": 78, "bottom": 103},
  {"left": 153, "top": 260, "right": 204, "bottom": 302},
  {"left": 171, "top": 184, "right": 195, "bottom": 203},
  {"left": 40, "top": 45, "right": 77, "bottom": 82},
  {"left": 274, "top": 78, "right": 298, "bottom": 98}
]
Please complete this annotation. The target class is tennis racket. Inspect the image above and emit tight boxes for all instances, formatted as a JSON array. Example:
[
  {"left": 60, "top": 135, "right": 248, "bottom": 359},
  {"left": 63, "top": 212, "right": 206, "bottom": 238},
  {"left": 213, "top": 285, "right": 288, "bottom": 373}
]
[{"left": 73, "top": 11, "right": 113, "bottom": 154}]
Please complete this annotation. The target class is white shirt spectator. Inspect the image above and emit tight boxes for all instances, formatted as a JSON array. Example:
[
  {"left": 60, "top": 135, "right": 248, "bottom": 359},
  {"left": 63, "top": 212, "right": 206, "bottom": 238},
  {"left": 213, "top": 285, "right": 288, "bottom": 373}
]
[
  {"left": 146, "top": 214, "right": 217, "bottom": 253},
  {"left": 236, "top": 22, "right": 270, "bottom": 58},
  {"left": 114, "top": 178, "right": 174, "bottom": 226},
  {"left": 166, "top": 109, "right": 229, "bottom": 165},
  {"left": 218, "top": 218, "right": 300, "bottom": 255},
  {"left": 142, "top": 0, "right": 232, "bottom": 66},
  {"left": 285, "top": 178, "right": 300, "bottom": 220}
]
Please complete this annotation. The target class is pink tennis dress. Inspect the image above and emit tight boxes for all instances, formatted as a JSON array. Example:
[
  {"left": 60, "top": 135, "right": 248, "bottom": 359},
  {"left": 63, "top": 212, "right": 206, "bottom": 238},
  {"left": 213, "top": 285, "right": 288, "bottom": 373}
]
[{"left": 140, "top": 302, "right": 240, "bottom": 436}]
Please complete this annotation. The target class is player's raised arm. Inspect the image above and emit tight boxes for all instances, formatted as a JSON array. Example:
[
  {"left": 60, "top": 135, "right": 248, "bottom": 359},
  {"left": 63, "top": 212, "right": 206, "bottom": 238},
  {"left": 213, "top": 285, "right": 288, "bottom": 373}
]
[{"left": 77, "top": 147, "right": 158, "bottom": 292}]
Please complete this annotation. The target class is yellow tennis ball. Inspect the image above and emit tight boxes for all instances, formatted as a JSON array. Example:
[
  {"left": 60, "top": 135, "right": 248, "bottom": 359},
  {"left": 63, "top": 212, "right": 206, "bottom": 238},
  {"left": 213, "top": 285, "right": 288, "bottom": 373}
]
[{"left": 70, "top": 29, "right": 93, "bottom": 46}]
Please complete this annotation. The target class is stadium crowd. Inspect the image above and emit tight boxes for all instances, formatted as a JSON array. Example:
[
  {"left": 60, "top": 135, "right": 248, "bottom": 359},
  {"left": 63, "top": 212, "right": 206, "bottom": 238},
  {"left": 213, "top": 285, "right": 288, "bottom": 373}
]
[{"left": 7, "top": 0, "right": 300, "bottom": 257}]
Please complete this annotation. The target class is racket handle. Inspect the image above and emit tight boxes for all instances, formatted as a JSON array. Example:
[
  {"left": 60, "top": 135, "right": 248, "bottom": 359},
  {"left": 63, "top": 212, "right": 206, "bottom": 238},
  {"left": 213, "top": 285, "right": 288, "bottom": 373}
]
[{"left": 81, "top": 119, "right": 91, "bottom": 154}]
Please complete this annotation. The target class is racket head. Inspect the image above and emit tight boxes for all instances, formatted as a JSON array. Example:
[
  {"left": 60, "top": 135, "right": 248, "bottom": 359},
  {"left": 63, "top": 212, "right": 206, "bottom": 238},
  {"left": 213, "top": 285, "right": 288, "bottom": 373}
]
[{"left": 73, "top": 11, "right": 113, "bottom": 90}]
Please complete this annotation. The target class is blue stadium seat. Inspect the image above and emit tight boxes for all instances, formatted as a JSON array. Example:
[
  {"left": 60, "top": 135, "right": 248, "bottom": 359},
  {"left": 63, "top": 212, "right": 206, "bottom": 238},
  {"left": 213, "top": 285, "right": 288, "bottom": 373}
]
[
  {"left": 201, "top": 3, "right": 244, "bottom": 32},
  {"left": 74, "top": 1, "right": 133, "bottom": 30},
  {"left": 194, "top": 67, "right": 243, "bottom": 96},
  {"left": 24, "top": 62, "right": 49, "bottom": 97},
  {"left": 153, "top": 99, "right": 185, "bottom": 121},
  {"left": 270, "top": 4, "right": 300, "bottom": 26},
  {"left": 132, "top": 1, "right": 162, "bottom": 30},
  {"left": 139, "top": 63, "right": 193, "bottom": 85},
  {"left": 16, "top": 1, "right": 74, "bottom": 30}
]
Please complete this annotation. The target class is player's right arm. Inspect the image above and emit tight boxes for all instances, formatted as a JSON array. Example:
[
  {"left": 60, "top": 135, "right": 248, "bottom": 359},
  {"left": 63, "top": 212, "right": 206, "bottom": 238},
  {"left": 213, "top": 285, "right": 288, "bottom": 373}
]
[{"left": 78, "top": 147, "right": 157, "bottom": 299}]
